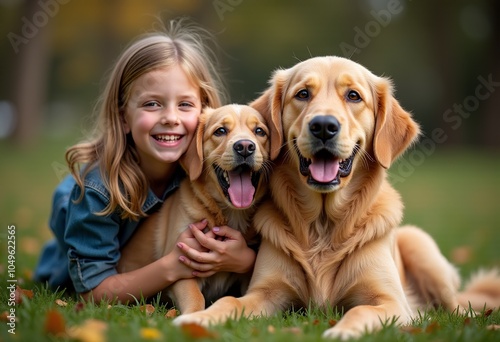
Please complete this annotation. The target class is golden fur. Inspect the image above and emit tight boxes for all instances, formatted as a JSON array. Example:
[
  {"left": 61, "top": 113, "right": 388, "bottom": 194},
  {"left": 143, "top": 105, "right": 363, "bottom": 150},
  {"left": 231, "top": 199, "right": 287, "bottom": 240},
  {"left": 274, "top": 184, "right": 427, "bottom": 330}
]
[
  {"left": 117, "top": 104, "right": 272, "bottom": 313},
  {"left": 173, "top": 57, "right": 500, "bottom": 339}
]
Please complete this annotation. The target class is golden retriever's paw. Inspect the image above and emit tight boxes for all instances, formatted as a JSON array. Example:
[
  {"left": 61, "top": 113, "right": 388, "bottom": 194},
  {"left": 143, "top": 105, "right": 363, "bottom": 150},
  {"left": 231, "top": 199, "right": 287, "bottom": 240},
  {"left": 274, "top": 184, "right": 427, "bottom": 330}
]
[
  {"left": 322, "top": 326, "right": 362, "bottom": 340},
  {"left": 172, "top": 313, "right": 213, "bottom": 327}
]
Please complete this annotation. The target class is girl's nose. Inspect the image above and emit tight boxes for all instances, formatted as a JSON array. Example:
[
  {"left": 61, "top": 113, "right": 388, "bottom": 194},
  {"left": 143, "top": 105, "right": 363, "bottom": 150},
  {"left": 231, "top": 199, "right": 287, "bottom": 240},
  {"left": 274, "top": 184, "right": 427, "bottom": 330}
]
[{"left": 160, "top": 107, "right": 180, "bottom": 125}]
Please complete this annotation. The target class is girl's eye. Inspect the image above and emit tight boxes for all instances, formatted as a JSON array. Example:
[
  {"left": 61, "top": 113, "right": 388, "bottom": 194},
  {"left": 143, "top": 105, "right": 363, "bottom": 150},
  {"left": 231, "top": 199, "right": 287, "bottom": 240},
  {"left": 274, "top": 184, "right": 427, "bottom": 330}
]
[
  {"left": 179, "top": 102, "right": 193, "bottom": 107},
  {"left": 346, "top": 90, "right": 362, "bottom": 102},
  {"left": 295, "top": 89, "right": 310, "bottom": 101},
  {"left": 214, "top": 127, "right": 227, "bottom": 136},
  {"left": 255, "top": 127, "right": 266, "bottom": 137},
  {"left": 143, "top": 101, "right": 161, "bottom": 108}
]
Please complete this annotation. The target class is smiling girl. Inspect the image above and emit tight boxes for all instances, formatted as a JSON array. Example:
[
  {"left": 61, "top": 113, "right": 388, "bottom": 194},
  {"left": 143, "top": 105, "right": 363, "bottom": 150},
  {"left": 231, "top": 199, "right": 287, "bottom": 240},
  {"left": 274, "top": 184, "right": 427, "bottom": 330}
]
[{"left": 34, "top": 19, "right": 257, "bottom": 303}]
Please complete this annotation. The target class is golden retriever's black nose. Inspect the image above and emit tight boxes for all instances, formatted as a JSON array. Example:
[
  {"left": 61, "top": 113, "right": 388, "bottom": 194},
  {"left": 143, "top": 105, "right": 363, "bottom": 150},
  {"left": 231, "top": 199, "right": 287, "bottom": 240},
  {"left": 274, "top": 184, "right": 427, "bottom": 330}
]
[
  {"left": 234, "top": 139, "right": 256, "bottom": 158},
  {"left": 309, "top": 115, "right": 340, "bottom": 142}
]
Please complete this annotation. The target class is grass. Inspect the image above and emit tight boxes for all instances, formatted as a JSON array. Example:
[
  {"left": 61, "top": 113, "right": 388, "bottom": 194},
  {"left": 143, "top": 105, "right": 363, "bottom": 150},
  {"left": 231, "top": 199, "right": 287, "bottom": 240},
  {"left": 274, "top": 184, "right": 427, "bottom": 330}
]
[{"left": 0, "top": 137, "right": 499, "bottom": 341}]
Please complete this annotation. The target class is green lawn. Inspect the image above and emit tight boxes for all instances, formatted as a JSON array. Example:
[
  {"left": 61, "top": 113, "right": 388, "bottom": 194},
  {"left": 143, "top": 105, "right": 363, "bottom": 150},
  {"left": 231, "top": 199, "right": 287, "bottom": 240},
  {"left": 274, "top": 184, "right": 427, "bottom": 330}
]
[{"left": 0, "top": 138, "right": 499, "bottom": 341}]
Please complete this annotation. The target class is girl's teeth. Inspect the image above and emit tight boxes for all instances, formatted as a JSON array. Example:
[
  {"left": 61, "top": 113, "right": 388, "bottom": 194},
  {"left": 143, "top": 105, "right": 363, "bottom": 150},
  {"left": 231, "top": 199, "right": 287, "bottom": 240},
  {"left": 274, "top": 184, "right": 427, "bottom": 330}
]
[{"left": 155, "top": 135, "right": 180, "bottom": 142}]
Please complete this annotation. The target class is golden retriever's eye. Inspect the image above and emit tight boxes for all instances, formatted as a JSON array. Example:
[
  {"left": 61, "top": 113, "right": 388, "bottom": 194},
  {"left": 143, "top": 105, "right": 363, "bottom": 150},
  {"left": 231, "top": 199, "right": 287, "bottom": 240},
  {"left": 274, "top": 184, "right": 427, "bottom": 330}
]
[
  {"left": 346, "top": 90, "right": 362, "bottom": 102},
  {"left": 294, "top": 89, "right": 310, "bottom": 101},
  {"left": 255, "top": 127, "right": 266, "bottom": 137},
  {"left": 214, "top": 127, "right": 227, "bottom": 136}
]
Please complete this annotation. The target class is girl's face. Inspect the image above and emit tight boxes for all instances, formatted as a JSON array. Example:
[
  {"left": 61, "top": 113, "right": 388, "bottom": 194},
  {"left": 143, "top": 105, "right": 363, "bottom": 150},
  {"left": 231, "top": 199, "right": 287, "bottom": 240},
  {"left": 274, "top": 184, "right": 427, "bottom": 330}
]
[{"left": 123, "top": 65, "right": 201, "bottom": 177}]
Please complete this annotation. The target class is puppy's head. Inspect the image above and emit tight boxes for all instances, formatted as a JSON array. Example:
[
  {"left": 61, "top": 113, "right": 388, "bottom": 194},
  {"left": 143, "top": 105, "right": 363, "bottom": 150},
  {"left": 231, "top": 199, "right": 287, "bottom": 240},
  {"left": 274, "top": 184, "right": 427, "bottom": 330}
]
[
  {"left": 252, "top": 56, "right": 420, "bottom": 193},
  {"left": 181, "top": 104, "right": 271, "bottom": 208}
]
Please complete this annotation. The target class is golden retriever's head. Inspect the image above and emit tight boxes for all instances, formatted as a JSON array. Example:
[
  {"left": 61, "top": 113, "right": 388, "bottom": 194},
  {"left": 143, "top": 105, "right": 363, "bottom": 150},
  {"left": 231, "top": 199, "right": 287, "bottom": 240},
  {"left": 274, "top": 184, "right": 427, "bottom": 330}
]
[
  {"left": 181, "top": 104, "right": 271, "bottom": 208},
  {"left": 251, "top": 56, "right": 420, "bottom": 193}
]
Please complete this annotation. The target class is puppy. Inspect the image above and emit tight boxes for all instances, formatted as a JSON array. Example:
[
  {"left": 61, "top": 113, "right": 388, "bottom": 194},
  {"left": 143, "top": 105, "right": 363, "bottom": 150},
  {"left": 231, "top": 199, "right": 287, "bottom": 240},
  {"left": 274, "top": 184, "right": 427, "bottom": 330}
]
[
  {"left": 173, "top": 57, "right": 500, "bottom": 339},
  {"left": 118, "top": 104, "right": 272, "bottom": 313}
]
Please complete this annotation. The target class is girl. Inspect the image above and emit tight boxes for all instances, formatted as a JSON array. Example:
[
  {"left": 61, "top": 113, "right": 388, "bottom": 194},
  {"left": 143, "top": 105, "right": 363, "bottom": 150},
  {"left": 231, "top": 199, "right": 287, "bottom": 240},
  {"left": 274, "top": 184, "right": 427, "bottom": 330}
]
[{"left": 34, "top": 19, "right": 257, "bottom": 303}]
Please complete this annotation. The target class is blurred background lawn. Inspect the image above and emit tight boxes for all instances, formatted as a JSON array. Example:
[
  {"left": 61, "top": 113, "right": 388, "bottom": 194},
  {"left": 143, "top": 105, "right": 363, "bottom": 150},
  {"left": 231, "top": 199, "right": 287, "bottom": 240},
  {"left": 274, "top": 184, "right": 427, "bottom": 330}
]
[{"left": 0, "top": 0, "right": 499, "bottom": 282}]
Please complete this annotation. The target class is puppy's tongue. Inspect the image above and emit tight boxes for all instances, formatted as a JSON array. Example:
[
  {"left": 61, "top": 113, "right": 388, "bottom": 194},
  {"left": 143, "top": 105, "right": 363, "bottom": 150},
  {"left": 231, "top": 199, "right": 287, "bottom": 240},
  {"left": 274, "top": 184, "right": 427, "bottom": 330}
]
[
  {"left": 309, "top": 157, "right": 339, "bottom": 183},
  {"left": 228, "top": 171, "right": 255, "bottom": 208}
]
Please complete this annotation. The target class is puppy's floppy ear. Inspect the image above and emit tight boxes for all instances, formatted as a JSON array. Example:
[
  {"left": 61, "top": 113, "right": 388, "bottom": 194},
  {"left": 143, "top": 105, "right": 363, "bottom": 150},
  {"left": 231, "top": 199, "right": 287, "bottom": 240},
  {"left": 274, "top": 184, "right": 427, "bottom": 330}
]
[
  {"left": 180, "top": 108, "right": 209, "bottom": 180},
  {"left": 250, "top": 69, "right": 288, "bottom": 160},
  {"left": 373, "top": 78, "right": 420, "bottom": 169}
]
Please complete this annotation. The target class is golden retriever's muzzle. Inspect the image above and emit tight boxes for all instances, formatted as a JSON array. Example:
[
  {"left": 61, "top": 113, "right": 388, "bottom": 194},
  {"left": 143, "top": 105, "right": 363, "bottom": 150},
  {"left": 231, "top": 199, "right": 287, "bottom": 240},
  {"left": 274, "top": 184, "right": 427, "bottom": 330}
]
[
  {"left": 298, "top": 115, "right": 357, "bottom": 189},
  {"left": 214, "top": 139, "right": 262, "bottom": 209}
]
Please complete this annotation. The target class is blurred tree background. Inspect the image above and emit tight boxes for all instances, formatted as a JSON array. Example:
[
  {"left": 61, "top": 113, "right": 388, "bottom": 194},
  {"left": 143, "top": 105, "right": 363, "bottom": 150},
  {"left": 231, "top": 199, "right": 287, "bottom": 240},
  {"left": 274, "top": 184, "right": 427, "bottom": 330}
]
[{"left": 1, "top": 0, "right": 499, "bottom": 147}]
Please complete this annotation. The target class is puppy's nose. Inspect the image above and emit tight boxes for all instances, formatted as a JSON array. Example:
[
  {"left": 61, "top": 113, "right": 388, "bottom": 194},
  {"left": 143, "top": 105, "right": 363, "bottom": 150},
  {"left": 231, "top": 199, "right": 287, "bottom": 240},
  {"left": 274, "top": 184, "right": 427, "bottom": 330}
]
[
  {"left": 309, "top": 115, "right": 340, "bottom": 142},
  {"left": 234, "top": 139, "right": 255, "bottom": 158}
]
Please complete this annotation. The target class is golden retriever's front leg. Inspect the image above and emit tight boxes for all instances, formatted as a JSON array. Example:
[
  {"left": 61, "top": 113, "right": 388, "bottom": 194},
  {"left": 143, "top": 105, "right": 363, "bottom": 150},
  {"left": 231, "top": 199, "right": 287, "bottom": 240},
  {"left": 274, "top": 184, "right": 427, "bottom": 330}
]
[
  {"left": 169, "top": 279, "right": 205, "bottom": 314},
  {"left": 323, "top": 243, "right": 413, "bottom": 340},
  {"left": 172, "top": 291, "right": 271, "bottom": 327},
  {"left": 173, "top": 240, "right": 301, "bottom": 327},
  {"left": 323, "top": 301, "right": 410, "bottom": 340}
]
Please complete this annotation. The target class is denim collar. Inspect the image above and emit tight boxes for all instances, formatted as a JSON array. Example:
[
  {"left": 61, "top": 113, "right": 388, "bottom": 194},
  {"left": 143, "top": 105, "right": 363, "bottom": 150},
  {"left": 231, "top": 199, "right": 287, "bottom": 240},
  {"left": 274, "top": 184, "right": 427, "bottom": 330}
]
[{"left": 83, "top": 164, "right": 186, "bottom": 213}]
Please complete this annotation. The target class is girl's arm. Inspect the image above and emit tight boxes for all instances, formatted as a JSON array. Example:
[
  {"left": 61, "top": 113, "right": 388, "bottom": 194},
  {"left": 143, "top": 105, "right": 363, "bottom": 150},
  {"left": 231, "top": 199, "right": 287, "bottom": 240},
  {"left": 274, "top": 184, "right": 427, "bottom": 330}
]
[{"left": 81, "top": 220, "right": 208, "bottom": 303}]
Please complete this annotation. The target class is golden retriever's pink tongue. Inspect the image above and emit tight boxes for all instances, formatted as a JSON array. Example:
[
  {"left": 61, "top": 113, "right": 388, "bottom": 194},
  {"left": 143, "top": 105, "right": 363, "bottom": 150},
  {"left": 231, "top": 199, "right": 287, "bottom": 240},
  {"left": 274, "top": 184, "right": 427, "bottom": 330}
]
[
  {"left": 309, "top": 158, "right": 339, "bottom": 183},
  {"left": 228, "top": 171, "right": 255, "bottom": 208}
]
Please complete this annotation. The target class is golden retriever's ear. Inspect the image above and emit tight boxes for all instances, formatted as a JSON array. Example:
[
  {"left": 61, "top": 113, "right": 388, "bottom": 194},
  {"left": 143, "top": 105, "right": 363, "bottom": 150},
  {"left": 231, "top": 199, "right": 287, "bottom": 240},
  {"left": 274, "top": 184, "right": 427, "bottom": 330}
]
[
  {"left": 180, "top": 109, "right": 209, "bottom": 180},
  {"left": 250, "top": 69, "right": 288, "bottom": 160},
  {"left": 373, "top": 78, "right": 420, "bottom": 169}
]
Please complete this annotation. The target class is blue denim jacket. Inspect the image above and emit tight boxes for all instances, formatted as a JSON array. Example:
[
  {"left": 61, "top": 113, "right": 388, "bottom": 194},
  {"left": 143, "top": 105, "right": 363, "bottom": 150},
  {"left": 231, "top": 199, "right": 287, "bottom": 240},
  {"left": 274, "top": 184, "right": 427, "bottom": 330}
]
[{"left": 34, "top": 165, "right": 185, "bottom": 293}]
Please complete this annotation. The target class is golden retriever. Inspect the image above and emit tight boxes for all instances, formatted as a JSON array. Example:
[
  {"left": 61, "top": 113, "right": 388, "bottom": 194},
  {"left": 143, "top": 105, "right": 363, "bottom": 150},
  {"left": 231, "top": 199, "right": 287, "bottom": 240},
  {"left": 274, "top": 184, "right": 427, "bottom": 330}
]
[
  {"left": 117, "top": 104, "right": 273, "bottom": 313},
  {"left": 173, "top": 57, "right": 500, "bottom": 338}
]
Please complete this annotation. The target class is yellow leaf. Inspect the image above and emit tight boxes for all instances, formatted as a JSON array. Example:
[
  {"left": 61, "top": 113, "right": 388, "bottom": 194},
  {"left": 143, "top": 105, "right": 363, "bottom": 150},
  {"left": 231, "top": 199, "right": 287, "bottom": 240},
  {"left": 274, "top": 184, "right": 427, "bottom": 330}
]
[
  {"left": 67, "top": 319, "right": 107, "bottom": 342},
  {"left": 140, "top": 327, "right": 162, "bottom": 340}
]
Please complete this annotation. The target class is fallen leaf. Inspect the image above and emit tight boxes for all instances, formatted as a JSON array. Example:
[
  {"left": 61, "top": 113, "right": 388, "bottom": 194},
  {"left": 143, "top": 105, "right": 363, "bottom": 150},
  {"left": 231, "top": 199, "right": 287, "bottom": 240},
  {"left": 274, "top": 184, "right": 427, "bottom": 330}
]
[
  {"left": 450, "top": 246, "right": 472, "bottom": 265},
  {"left": 400, "top": 325, "right": 423, "bottom": 335},
  {"left": 311, "top": 319, "right": 321, "bottom": 325},
  {"left": 67, "top": 319, "right": 107, "bottom": 342},
  {"left": 44, "top": 309, "right": 66, "bottom": 336},
  {"left": 0, "top": 311, "right": 12, "bottom": 322},
  {"left": 328, "top": 319, "right": 338, "bottom": 327},
  {"left": 180, "top": 322, "right": 217, "bottom": 338},
  {"left": 267, "top": 325, "right": 276, "bottom": 333},
  {"left": 483, "top": 308, "right": 493, "bottom": 317},
  {"left": 164, "top": 309, "right": 178, "bottom": 318},
  {"left": 55, "top": 299, "right": 68, "bottom": 307},
  {"left": 15, "top": 286, "right": 34, "bottom": 304},
  {"left": 20, "top": 237, "right": 41, "bottom": 255},
  {"left": 140, "top": 327, "right": 162, "bottom": 340},
  {"left": 425, "top": 321, "right": 441, "bottom": 333},
  {"left": 74, "top": 301, "right": 85, "bottom": 313},
  {"left": 140, "top": 304, "right": 155, "bottom": 315}
]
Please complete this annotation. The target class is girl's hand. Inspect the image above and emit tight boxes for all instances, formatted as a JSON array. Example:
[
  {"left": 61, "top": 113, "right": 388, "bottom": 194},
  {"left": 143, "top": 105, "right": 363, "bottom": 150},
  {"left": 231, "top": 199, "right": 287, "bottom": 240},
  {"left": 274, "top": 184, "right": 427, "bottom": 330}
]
[
  {"left": 176, "top": 223, "right": 256, "bottom": 277},
  {"left": 160, "top": 220, "right": 210, "bottom": 282}
]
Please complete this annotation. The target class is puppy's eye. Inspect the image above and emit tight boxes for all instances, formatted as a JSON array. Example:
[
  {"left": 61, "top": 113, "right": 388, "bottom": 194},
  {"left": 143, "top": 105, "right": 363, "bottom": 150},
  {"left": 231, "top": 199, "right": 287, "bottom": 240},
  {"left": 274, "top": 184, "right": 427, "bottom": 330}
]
[
  {"left": 295, "top": 89, "right": 310, "bottom": 101},
  {"left": 214, "top": 127, "right": 227, "bottom": 136},
  {"left": 346, "top": 90, "right": 362, "bottom": 102},
  {"left": 255, "top": 127, "right": 266, "bottom": 137}
]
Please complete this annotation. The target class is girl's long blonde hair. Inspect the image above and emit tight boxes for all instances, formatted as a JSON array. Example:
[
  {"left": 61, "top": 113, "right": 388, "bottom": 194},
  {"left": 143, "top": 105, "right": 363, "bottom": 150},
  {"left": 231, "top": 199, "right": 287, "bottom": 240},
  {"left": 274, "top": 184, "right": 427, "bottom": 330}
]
[{"left": 66, "top": 18, "right": 226, "bottom": 220}]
